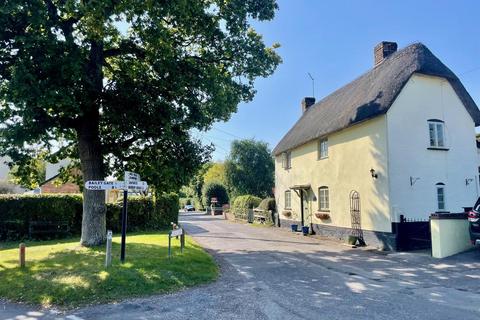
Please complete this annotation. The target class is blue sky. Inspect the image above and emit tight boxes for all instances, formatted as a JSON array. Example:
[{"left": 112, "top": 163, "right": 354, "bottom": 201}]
[{"left": 204, "top": 0, "right": 480, "bottom": 161}]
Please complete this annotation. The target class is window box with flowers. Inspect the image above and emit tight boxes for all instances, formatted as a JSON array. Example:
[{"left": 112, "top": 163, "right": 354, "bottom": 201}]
[{"left": 315, "top": 212, "right": 330, "bottom": 220}]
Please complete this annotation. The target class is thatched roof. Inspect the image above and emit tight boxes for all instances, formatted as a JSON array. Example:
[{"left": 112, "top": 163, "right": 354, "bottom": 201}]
[{"left": 273, "top": 43, "right": 480, "bottom": 155}]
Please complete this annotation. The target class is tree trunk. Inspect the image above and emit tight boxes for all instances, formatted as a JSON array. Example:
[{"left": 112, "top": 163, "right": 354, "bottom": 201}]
[{"left": 78, "top": 123, "right": 106, "bottom": 246}]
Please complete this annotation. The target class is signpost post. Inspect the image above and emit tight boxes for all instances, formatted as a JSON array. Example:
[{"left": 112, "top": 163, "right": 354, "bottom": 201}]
[
  {"left": 168, "top": 228, "right": 185, "bottom": 257},
  {"left": 85, "top": 171, "right": 147, "bottom": 264}
]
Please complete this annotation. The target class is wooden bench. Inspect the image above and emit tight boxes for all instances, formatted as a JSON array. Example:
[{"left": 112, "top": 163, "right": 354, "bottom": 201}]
[
  {"left": 29, "top": 221, "right": 70, "bottom": 238},
  {"left": 253, "top": 214, "right": 267, "bottom": 224}
]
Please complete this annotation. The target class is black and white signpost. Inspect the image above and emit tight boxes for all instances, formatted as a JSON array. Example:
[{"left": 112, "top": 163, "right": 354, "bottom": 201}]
[{"left": 85, "top": 171, "right": 147, "bottom": 264}]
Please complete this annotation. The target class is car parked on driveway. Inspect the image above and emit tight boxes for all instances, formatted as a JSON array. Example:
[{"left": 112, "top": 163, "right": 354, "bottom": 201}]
[{"left": 468, "top": 198, "right": 480, "bottom": 245}]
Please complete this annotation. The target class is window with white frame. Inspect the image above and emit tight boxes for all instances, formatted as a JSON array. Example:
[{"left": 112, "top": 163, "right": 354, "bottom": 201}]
[
  {"left": 318, "top": 186, "right": 329, "bottom": 211},
  {"left": 282, "top": 152, "right": 292, "bottom": 169},
  {"left": 285, "top": 190, "right": 292, "bottom": 209},
  {"left": 428, "top": 120, "right": 445, "bottom": 148},
  {"left": 318, "top": 138, "right": 328, "bottom": 159},
  {"left": 436, "top": 183, "right": 446, "bottom": 211}
]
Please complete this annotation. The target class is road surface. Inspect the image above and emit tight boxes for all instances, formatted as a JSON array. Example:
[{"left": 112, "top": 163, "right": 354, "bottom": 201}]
[{"left": 2, "top": 212, "right": 480, "bottom": 319}]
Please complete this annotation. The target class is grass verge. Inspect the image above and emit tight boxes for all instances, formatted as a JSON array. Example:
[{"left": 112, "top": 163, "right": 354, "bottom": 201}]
[{"left": 0, "top": 232, "right": 218, "bottom": 308}]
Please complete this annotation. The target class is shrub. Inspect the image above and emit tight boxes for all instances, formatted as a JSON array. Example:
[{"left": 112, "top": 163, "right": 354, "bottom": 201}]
[
  {"left": 258, "top": 197, "right": 276, "bottom": 212},
  {"left": 202, "top": 182, "right": 229, "bottom": 207},
  {"left": 232, "top": 195, "right": 262, "bottom": 210},
  {"left": 0, "top": 193, "right": 179, "bottom": 240},
  {"left": 231, "top": 195, "right": 261, "bottom": 221}
]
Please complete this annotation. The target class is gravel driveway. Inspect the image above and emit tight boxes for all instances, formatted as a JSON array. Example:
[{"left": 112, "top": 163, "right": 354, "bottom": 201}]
[{"left": 2, "top": 212, "right": 480, "bottom": 320}]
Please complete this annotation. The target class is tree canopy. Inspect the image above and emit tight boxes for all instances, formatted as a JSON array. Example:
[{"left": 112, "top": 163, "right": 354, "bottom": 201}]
[
  {"left": 225, "top": 139, "right": 274, "bottom": 198},
  {"left": 0, "top": 0, "right": 281, "bottom": 245}
]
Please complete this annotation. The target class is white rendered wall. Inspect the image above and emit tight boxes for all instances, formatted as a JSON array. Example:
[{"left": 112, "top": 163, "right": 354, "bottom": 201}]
[{"left": 387, "top": 74, "right": 479, "bottom": 220}]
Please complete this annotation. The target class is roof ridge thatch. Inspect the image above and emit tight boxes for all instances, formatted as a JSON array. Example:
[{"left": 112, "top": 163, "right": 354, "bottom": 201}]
[{"left": 273, "top": 43, "right": 480, "bottom": 155}]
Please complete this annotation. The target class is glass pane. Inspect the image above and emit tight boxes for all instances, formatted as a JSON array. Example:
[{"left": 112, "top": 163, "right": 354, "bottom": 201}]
[
  {"left": 437, "top": 188, "right": 445, "bottom": 210},
  {"left": 429, "top": 123, "right": 436, "bottom": 146},
  {"left": 436, "top": 123, "right": 444, "bottom": 147}
]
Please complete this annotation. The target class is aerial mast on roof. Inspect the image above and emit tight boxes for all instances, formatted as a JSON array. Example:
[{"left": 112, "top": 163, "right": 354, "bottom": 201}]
[{"left": 307, "top": 72, "right": 315, "bottom": 98}]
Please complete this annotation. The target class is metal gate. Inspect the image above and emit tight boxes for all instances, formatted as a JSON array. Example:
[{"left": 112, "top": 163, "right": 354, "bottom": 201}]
[
  {"left": 394, "top": 215, "right": 431, "bottom": 251},
  {"left": 350, "top": 191, "right": 365, "bottom": 244}
]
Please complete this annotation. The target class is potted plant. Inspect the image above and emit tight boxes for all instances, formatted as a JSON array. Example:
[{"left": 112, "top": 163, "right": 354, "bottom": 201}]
[
  {"left": 283, "top": 210, "right": 292, "bottom": 218},
  {"left": 291, "top": 224, "right": 298, "bottom": 232},
  {"left": 302, "top": 225, "right": 309, "bottom": 236}
]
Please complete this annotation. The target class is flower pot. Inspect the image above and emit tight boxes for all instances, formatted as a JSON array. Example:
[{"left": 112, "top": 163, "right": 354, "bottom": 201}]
[
  {"left": 291, "top": 224, "right": 298, "bottom": 232},
  {"left": 315, "top": 212, "right": 330, "bottom": 220},
  {"left": 347, "top": 235, "right": 358, "bottom": 245},
  {"left": 302, "top": 226, "right": 309, "bottom": 236}
]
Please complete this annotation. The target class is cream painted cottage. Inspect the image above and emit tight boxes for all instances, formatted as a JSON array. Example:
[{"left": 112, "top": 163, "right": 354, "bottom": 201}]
[{"left": 273, "top": 42, "right": 480, "bottom": 250}]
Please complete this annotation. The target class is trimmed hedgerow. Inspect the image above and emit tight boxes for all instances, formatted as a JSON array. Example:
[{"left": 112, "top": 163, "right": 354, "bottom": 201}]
[
  {"left": 202, "top": 182, "right": 229, "bottom": 207},
  {"left": 0, "top": 193, "right": 179, "bottom": 240},
  {"left": 231, "top": 195, "right": 262, "bottom": 220}
]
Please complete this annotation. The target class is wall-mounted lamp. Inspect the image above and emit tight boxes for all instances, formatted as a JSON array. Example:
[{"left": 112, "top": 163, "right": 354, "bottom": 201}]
[
  {"left": 410, "top": 176, "right": 420, "bottom": 186},
  {"left": 370, "top": 168, "right": 378, "bottom": 179},
  {"left": 465, "top": 178, "right": 474, "bottom": 186}
]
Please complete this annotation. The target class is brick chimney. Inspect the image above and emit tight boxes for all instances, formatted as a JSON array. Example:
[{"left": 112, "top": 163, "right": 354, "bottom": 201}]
[
  {"left": 301, "top": 97, "right": 316, "bottom": 113},
  {"left": 374, "top": 41, "right": 397, "bottom": 66}
]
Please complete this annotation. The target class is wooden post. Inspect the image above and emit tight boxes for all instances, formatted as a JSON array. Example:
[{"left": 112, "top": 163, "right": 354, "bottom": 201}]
[
  {"left": 19, "top": 243, "right": 25, "bottom": 268},
  {"left": 180, "top": 229, "right": 185, "bottom": 253},
  {"left": 105, "top": 230, "right": 112, "bottom": 267},
  {"left": 168, "top": 232, "right": 172, "bottom": 258}
]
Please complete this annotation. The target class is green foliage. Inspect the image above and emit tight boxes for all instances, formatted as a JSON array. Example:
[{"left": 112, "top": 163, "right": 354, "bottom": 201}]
[
  {"left": 230, "top": 194, "right": 262, "bottom": 220},
  {"left": 232, "top": 195, "right": 262, "bottom": 210},
  {"left": 0, "top": 194, "right": 178, "bottom": 240},
  {"left": 225, "top": 139, "right": 274, "bottom": 198},
  {"left": 202, "top": 182, "right": 229, "bottom": 207},
  {"left": 258, "top": 197, "right": 276, "bottom": 212},
  {"left": 0, "top": 234, "right": 218, "bottom": 307},
  {"left": 0, "top": 0, "right": 281, "bottom": 195},
  {"left": 8, "top": 156, "right": 46, "bottom": 189},
  {"left": 203, "top": 162, "right": 227, "bottom": 186}
]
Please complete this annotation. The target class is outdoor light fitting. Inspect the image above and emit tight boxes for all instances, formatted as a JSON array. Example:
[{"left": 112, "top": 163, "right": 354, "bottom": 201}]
[
  {"left": 465, "top": 178, "right": 474, "bottom": 186},
  {"left": 410, "top": 176, "right": 420, "bottom": 186},
  {"left": 370, "top": 168, "right": 378, "bottom": 179}
]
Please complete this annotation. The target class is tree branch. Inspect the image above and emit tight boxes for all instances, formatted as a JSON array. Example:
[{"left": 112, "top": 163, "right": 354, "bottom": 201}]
[{"left": 103, "top": 40, "right": 146, "bottom": 59}]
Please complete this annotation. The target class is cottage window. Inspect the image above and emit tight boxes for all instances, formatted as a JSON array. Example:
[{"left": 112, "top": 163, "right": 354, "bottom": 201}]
[
  {"left": 436, "top": 183, "right": 446, "bottom": 211},
  {"left": 428, "top": 120, "right": 445, "bottom": 148},
  {"left": 318, "top": 186, "right": 329, "bottom": 211},
  {"left": 318, "top": 138, "right": 328, "bottom": 159},
  {"left": 285, "top": 190, "right": 292, "bottom": 209},
  {"left": 282, "top": 152, "right": 292, "bottom": 169}
]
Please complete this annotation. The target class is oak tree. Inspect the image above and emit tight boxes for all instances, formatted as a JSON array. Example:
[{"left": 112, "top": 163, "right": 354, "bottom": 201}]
[{"left": 0, "top": 0, "right": 281, "bottom": 245}]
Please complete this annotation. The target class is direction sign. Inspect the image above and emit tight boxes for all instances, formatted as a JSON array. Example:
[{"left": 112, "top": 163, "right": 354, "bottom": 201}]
[
  {"left": 125, "top": 171, "right": 140, "bottom": 183},
  {"left": 85, "top": 180, "right": 126, "bottom": 190}
]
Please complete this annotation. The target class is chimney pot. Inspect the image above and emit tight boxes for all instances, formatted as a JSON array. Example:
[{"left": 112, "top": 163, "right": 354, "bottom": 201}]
[
  {"left": 374, "top": 41, "right": 397, "bottom": 66},
  {"left": 301, "top": 97, "right": 316, "bottom": 113}
]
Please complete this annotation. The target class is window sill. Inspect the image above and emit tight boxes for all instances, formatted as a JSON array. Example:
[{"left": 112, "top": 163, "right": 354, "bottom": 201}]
[
  {"left": 317, "top": 156, "right": 328, "bottom": 160},
  {"left": 435, "top": 211, "right": 450, "bottom": 214},
  {"left": 316, "top": 210, "right": 330, "bottom": 213},
  {"left": 427, "top": 147, "right": 449, "bottom": 151}
]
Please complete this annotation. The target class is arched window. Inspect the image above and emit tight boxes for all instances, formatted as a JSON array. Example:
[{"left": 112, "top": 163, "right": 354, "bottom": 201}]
[
  {"left": 318, "top": 186, "right": 329, "bottom": 211},
  {"left": 436, "top": 183, "right": 446, "bottom": 211}
]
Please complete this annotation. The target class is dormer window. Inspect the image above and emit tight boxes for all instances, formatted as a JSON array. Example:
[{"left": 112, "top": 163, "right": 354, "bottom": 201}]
[
  {"left": 281, "top": 152, "right": 291, "bottom": 169},
  {"left": 428, "top": 120, "right": 446, "bottom": 148}
]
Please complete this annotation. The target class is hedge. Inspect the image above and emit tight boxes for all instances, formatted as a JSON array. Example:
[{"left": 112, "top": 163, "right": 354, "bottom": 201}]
[
  {"left": 202, "top": 182, "right": 229, "bottom": 207},
  {"left": 231, "top": 195, "right": 262, "bottom": 220},
  {"left": 0, "top": 193, "right": 179, "bottom": 240},
  {"left": 258, "top": 197, "right": 276, "bottom": 212}
]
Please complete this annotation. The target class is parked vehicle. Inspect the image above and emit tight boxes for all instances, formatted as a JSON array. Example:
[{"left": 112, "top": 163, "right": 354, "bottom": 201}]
[
  {"left": 468, "top": 198, "right": 480, "bottom": 245},
  {"left": 184, "top": 204, "right": 195, "bottom": 212}
]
